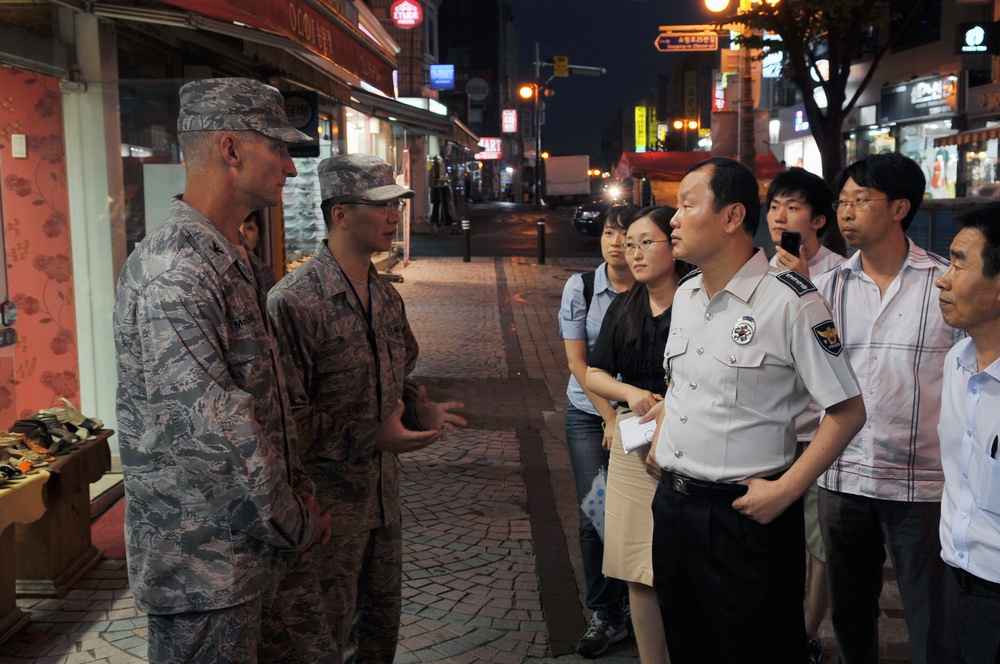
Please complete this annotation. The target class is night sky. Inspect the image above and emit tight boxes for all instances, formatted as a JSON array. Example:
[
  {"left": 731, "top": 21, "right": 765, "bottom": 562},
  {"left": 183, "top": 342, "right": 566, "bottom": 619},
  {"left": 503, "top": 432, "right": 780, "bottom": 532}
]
[{"left": 504, "top": 0, "right": 720, "bottom": 167}]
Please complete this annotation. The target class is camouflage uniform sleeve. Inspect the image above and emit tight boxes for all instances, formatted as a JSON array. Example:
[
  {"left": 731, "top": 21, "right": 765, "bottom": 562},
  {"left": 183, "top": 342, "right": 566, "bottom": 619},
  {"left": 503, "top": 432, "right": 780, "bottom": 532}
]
[
  {"left": 399, "top": 301, "right": 424, "bottom": 430},
  {"left": 137, "top": 273, "right": 315, "bottom": 552}
]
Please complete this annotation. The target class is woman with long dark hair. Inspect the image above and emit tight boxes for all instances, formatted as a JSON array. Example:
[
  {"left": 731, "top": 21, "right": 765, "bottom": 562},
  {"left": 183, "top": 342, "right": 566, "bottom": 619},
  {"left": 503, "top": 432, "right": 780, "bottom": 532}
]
[{"left": 586, "top": 206, "right": 688, "bottom": 663}]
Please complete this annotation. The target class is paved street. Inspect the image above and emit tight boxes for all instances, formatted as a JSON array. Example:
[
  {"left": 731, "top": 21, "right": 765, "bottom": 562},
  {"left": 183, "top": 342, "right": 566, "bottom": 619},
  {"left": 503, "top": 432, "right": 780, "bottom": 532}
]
[{"left": 0, "top": 204, "right": 913, "bottom": 663}]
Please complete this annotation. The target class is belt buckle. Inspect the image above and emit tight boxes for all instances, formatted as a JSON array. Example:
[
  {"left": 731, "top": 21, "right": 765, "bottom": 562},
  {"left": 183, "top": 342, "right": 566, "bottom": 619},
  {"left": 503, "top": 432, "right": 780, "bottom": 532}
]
[{"left": 672, "top": 475, "right": 689, "bottom": 495}]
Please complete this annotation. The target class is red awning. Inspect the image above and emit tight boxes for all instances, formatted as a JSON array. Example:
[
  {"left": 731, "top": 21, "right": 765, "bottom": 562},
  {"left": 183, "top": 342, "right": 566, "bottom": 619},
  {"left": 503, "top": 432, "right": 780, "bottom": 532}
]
[
  {"left": 614, "top": 151, "right": 785, "bottom": 181},
  {"left": 158, "top": 0, "right": 396, "bottom": 96}
]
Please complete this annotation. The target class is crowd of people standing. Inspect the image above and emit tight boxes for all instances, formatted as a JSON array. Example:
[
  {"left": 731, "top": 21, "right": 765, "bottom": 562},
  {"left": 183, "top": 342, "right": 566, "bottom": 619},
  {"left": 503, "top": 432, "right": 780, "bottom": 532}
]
[
  {"left": 109, "top": 75, "right": 1000, "bottom": 664},
  {"left": 560, "top": 153, "right": 1000, "bottom": 664}
]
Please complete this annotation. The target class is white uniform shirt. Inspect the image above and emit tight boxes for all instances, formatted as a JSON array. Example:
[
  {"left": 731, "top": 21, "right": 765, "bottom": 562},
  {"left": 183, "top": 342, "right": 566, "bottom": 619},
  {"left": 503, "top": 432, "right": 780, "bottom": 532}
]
[
  {"left": 654, "top": 250, "right": 861, "bottom": 482},
  {"left": 770, "top": 246, "right": 847, "bottom": 442},
  {"left": 814, "top": 240, "right": 962, "bottom": 501},
  {"left": 939, "top": 337, "right": 1000, "bottom": 583}
]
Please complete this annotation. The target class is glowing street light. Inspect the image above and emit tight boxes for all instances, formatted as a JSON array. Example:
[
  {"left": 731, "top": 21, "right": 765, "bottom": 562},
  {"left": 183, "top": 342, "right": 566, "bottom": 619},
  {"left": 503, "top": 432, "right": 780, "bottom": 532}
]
[{"left": 705, "top": 0, "right": 778, "bottom": 174}]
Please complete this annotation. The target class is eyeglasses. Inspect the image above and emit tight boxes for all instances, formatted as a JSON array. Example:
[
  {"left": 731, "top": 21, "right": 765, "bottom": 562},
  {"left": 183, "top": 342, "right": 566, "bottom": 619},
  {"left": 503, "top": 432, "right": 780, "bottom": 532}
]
[
  {"left": 347, "top": 200, "right": 407, "bottom": 212},
  {"left": 623, "top": 239, "right": 669, "bottom": 254},
  {"left": 831, "top": 197, "right": 889, "bottom": 211}
]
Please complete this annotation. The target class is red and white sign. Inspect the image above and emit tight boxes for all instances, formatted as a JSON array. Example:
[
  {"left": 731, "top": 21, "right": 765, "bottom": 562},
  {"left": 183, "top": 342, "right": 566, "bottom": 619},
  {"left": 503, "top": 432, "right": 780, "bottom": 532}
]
[
  {"left": 502, "top": 109, "right": 518, "bottom": 134},
  {"left": 391, "top": 0, "right": 423, "bottom": 28},
  {"left": 474, "top": 137, "right": 503, "bottom": 160}
]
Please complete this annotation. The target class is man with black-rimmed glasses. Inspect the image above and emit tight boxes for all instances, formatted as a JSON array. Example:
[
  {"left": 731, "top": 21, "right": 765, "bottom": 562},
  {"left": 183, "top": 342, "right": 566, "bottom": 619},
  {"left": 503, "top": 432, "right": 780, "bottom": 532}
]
[
  {"left": 267, "top": 154, "right": 467, "bottom": 663},
  {"left": 814, "top": 152, "right": 963, "bottom": 664}
]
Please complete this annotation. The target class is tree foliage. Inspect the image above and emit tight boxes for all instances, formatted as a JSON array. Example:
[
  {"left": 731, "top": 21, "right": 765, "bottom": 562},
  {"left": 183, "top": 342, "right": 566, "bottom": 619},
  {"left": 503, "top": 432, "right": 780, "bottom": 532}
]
[{"left": 717, "top": 0, "right": 923, "bottom": 184}]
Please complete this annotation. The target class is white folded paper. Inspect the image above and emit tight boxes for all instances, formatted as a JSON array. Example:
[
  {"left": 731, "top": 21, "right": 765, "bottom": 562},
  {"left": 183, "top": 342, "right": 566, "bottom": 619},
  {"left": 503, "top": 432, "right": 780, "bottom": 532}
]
[{"left": 617, "top": 414, "right": 657, "bottom": 454}]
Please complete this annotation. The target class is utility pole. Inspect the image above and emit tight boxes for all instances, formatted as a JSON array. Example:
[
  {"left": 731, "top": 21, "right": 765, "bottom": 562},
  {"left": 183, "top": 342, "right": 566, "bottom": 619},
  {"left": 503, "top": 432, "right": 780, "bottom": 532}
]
[{"left": 520, "top": 45, "right": 606, "bottom": 210}]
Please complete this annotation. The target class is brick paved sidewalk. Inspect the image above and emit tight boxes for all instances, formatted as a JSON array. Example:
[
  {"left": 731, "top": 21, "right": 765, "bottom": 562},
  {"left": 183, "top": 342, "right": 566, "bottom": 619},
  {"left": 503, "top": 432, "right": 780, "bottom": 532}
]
[{"left": 0, "top": 253, "right": 913, "bottom": 663}]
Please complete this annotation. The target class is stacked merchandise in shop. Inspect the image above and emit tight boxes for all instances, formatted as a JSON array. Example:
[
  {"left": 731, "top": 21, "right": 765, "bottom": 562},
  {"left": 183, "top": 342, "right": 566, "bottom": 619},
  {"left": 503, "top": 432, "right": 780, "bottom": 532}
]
[
  {"left": 283, "top": 159, "right": 326, "bottom": 269},
  {"left": 0, "top": 398, "right": 104, "bottom": 484}
]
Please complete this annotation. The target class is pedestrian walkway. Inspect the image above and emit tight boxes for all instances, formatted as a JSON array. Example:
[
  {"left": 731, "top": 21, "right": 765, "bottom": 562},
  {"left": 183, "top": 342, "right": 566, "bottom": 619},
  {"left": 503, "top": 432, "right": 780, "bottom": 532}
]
[{"left": 0, "top": 246, "right": 914, "bottom": 662}]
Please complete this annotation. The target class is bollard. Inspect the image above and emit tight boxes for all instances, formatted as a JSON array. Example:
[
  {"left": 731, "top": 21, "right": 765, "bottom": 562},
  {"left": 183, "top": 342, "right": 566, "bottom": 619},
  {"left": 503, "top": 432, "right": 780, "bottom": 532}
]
[
  {"left": 537, "top": 219, "right": 546, "bottom": 265},
  {"left": 462, "top": 219, "right": 471, "bottom": 263}
]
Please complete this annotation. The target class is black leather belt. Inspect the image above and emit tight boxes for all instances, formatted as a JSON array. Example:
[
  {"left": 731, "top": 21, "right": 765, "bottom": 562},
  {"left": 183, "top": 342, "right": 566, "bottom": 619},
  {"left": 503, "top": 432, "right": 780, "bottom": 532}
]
[
  {"left": 951, "top": 565, "right": 1000, "bottom": 596},
  {"left": 661, "top": 471, "right": 748, "bottom": 500}
]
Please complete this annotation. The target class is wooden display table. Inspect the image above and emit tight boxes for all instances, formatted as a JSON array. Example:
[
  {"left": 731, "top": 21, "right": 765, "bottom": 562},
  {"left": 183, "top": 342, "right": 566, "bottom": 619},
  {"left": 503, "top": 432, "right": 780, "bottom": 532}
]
[
  {"left": 15, "top": 430, "right": 112, "bottom": 597},
  {"left": 0, "top": 471, "right": 48, "bottom": 643}
]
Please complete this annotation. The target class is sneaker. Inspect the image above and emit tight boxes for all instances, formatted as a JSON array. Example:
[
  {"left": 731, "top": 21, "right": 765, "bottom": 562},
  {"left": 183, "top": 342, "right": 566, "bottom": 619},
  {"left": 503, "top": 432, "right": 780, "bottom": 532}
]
[
  {"left": 576, "top": 609, "right": 627, "bottom": 658},
  {"left": 806, "top": 637, "right": 822, "bottom": 664}
]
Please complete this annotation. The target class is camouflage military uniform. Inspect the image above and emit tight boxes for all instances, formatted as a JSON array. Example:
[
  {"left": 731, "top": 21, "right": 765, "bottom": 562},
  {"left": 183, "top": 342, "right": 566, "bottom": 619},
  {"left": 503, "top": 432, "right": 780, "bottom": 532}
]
[
  {"left": 268, "top": 240, "right": 420, "bottom": 663},
  {"left": 115, "top": 198, "right": 334, "bottom": 663}
]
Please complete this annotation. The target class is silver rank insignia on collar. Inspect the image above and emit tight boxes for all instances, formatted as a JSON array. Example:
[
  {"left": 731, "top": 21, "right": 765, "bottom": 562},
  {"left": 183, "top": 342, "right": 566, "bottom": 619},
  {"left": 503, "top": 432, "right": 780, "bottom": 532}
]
[{"left": 732, "top": 316, "right": 755, "bottom": 345}]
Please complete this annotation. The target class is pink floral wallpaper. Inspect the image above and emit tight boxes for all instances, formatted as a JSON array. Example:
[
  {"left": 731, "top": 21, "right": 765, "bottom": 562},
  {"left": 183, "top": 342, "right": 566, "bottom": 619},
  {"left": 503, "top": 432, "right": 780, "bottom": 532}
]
[{"left": 0, "top": 65, "right": 79, "bottom": 422}]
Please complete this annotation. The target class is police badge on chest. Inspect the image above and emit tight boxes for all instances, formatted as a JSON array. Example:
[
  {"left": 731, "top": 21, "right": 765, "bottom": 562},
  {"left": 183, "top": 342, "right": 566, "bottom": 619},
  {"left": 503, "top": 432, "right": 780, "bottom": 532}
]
[{"left": 732, "top": 316, "right": 755, "bottom": 345}]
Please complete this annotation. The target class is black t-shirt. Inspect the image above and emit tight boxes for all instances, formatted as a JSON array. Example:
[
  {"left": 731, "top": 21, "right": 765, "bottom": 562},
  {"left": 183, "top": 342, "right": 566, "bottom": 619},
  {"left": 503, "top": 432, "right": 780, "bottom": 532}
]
[{"left": 587, "top": 294, "right": 672, "bottom": 395}]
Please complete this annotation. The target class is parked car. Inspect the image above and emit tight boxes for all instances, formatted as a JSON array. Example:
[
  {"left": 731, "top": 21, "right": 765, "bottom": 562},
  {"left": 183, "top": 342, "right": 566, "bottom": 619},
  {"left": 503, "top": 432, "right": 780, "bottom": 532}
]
[{"left": 572, "top": 200, "right": 609, "bottom": 236}]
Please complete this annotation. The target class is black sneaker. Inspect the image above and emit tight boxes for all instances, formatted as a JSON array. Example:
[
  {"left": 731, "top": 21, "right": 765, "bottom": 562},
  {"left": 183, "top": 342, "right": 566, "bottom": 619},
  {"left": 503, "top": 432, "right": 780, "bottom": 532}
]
[
  {"left": 806, "top": 637, "right": 822, "bottom": 664},
  {"left": 576, "top": 609, "right": 628, "bottom": 658}
]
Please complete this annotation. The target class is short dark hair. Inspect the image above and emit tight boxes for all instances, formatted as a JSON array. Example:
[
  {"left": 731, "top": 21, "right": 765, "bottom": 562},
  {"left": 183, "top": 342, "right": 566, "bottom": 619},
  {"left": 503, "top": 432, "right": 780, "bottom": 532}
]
[
  {"left": 766, "top": 168, "right": 835, "bottom": 237},
  {"left": 957, "top": 202, "right": 1000, "bottom": 278},
  {"left": 834, "top": 153, "right": 925, "bottom": 231},
  {"left": 605, "top": 202, "right": 637, "bottom": 231},
  {"left": 688, "top": 157, "right": 761, "bottom": 237}
]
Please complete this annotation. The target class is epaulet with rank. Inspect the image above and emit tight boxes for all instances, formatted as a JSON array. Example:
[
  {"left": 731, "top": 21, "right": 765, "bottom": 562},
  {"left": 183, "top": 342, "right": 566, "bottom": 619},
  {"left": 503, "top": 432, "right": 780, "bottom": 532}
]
[
  {"left": 775, "top": 270, "right": 817, "bottom": 297},
  {"left": 678, "top": 268, "right": 701, "bottom": 286}
]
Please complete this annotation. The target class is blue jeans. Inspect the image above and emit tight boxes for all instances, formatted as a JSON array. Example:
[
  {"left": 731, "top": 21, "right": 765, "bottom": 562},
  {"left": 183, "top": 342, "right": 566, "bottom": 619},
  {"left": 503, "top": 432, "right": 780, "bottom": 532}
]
[
  {"left": 565, "top": 402, "right": 627, "bottom": 619},
  {"left": 819, "top": 489, "right": 946, "bottom": 664}
]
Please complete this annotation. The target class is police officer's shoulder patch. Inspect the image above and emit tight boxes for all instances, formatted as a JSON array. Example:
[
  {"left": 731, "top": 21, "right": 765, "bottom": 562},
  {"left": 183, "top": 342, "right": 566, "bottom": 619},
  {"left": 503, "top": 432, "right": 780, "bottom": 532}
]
[
  {"left": 812, "top": 320, "right": 843, "bottom": 356},
  {"left": 678, "top": 268, "right": 701, "bottom": 286},
  {"left": 776, "top": 270, "right": 817, "bottom": 297}
]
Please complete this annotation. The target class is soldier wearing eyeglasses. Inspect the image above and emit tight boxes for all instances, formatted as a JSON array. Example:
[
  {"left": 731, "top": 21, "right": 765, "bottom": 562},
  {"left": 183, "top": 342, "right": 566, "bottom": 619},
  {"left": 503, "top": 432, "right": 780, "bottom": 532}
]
[
  {"left": 812, "top": 152, "right": 963, "bottom": 664},
  {"left": 267, "top": 154, "right": 467, "bottom": 662}
]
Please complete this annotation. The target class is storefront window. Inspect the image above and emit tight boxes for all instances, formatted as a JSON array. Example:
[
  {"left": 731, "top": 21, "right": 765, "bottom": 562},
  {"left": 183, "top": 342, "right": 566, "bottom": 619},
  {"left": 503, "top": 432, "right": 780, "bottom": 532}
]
[
  {"left": 899, "top": 121, "right": 957, "bottom": 198},
  {"left": 283, "top": 112, "right": 337, "bottom": 271},
  {"left": 965, "top": 139, "right": 999, "bottom": 197}
]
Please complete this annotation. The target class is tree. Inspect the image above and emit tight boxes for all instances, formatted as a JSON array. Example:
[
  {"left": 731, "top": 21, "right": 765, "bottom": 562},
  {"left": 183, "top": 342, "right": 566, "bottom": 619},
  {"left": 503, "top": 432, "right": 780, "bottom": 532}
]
[{"left": 716, "top": 0, "right": 924, "bottom": 251}]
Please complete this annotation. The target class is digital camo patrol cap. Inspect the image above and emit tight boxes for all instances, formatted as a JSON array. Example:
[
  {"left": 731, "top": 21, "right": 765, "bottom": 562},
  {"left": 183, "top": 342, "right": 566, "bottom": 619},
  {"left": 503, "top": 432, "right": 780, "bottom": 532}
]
[
  {"left": 318, "top": 154, "right": 415, "bottom": 202},
  {"left": 177, "top": 77, "right": 311, "bottom": 144}
]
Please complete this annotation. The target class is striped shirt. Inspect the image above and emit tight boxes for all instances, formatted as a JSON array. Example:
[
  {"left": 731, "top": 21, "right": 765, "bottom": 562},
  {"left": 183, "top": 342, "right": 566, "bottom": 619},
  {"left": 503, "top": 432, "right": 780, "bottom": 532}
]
[{"left": 814, "top": 240, "right": 963, "bottom": 501}]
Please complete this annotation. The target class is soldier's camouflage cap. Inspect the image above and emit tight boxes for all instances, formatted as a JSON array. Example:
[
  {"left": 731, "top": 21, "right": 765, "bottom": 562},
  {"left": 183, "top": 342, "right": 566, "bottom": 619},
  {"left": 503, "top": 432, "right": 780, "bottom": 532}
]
[
  {"left": 319, "top": 154, "right": 415, "bottom": 202},
  {"left": 177, "top": 77, "right": 311, "bottom": 144}
]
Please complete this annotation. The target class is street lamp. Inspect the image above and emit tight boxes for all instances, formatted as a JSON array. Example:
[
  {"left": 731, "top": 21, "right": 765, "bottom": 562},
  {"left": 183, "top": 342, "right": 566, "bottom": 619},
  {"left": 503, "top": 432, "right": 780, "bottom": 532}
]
[
  {"left": 518, "top": 82, "right": 544, "bottom": 208},
  {"left": 673, "top": 119, "right": 700, "bottom": 151},
  {"left": 706, "top": 0, "right": 778, "bottom": 174}
]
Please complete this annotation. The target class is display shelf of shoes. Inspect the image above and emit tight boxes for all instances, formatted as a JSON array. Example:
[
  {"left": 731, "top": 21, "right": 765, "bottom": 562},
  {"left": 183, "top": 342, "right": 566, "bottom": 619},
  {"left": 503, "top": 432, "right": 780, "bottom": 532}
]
[
  {"left": 0, "top": 471, "right": 48, "bottom": 643},
  {"left": 282, "top": 159, "right": 325, "bottom": 267},
  {"left": 14, "top": 429, "right": 113, "bottom": 597}
]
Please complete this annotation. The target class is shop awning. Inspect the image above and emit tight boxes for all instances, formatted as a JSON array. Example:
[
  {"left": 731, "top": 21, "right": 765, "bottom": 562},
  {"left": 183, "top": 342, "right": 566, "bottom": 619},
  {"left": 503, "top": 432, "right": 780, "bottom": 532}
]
[
  {"left": 452, "top": 119, "right": 480, "bottom": 152},
  {"left": 934, "top": 126, "right": 1000, "bottom": 147},
  {"left": 614, "top": 151, "right": 786, "bottom": 181},
  {"left": 349, "top": 88, "right": 472, "bottom": 145},
  {"left": 101, "top": 0, "right": 397, "bottom": 96}
]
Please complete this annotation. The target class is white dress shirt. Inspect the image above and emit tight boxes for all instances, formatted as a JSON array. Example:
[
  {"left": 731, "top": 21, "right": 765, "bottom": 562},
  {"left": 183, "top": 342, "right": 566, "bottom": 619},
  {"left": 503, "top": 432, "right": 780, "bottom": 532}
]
[
  {"left": 939, "top": 337, "right": 1000, "bottom": 583},
  {"left": 814, "top": 240, "right": 962, "bottom": 501}
]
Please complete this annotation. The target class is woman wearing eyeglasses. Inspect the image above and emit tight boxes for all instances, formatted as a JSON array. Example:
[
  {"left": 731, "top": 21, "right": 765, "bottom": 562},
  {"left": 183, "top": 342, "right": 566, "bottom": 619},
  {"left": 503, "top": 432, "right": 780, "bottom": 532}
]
[{"left": 586, "top": 206, "right": 689, "bottom": 664}]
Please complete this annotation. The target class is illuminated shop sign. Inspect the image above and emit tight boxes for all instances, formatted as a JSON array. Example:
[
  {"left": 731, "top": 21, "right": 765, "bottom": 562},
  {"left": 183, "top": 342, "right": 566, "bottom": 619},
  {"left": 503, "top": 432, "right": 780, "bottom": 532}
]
[
  {"left": 880, "top": 75, "right": 958, "bottom": 123},
  {"left": 391, "top": 0, "right": 423, "bottom": 29},
  {"left": 475, "top": 137, "right": 503, "bottom": 160},
  {"left": 430, "top": 64, "right": 454, "bottom": 90},
  {"left": 956, "top": 22, "right": 1000, "bottom": 55}
]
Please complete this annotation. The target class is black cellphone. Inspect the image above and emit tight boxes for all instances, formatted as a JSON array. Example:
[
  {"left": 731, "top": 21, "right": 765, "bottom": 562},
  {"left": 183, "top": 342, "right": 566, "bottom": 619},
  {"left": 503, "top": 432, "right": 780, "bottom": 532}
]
[{"left": 780, "top": 231, "right": 801, "bottom": 258}]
